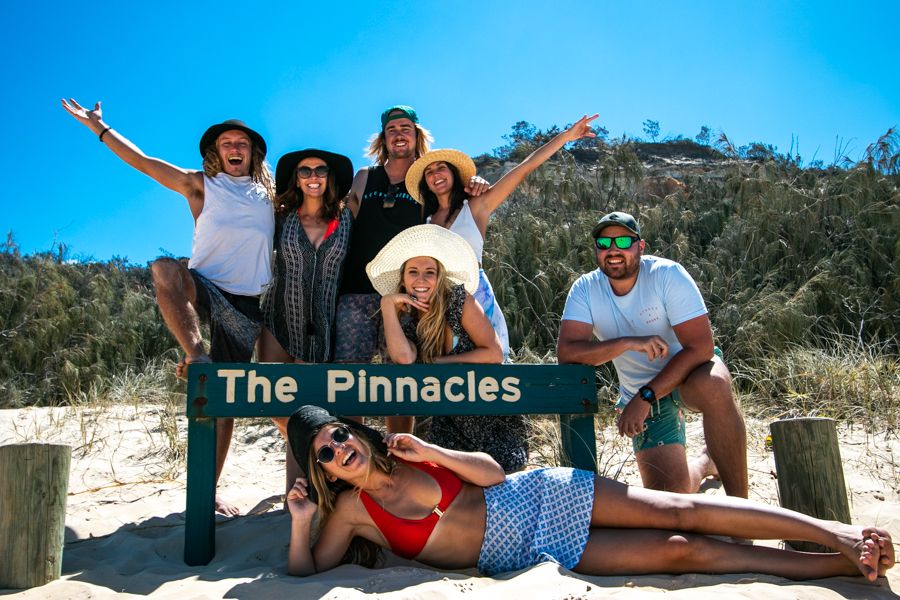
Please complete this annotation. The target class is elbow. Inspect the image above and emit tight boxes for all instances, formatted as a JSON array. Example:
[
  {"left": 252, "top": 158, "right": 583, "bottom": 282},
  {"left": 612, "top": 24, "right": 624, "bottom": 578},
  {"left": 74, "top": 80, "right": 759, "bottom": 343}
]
[{"left": 395, "top": 354, "right": 415, "bottom": 365}]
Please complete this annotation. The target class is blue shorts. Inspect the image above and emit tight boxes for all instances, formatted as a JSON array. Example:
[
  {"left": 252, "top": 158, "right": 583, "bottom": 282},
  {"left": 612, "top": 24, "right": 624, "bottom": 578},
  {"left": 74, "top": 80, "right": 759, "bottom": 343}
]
[{"left": 478, "top": 468, "right": 594, "bottom": 575}]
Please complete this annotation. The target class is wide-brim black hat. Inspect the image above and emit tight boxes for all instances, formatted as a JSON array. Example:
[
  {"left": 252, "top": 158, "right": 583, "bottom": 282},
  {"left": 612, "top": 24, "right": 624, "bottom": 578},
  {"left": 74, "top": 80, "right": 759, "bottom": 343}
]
[
  {"left": 275, "top": 149, "right": 354, "bottom": 197},
  {"left": 198, "top": 120, "right": 267, "bottom": 157},
  {"left": 286, "top": 405, "right": 387, "bottom": 503}
]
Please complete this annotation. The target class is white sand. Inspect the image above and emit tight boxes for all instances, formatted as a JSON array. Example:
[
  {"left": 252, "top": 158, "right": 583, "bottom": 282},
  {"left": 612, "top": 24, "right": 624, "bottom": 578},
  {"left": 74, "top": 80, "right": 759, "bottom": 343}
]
[{"left": 0, "top": 403, "right": 897, "bottom": 598}]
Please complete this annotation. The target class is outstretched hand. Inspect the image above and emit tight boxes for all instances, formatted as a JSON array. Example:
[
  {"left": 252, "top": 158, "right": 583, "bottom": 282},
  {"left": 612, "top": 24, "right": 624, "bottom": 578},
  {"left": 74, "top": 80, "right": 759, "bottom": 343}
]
[
  {"left": 563, "top": 114, "right": 600, "bottom": 143},
  {"left": 384, "top": 433, "right": 432, "bottom": 462},
  {"left": 61, "top": 98, "right": 105, "bottom": 135}
]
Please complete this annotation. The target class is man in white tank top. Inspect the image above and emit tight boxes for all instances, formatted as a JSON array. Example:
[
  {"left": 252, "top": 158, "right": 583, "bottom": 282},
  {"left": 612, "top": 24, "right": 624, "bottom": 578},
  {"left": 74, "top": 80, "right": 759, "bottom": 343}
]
[{"left": 62, "top": 99, "right": 275, "bottom": 515}]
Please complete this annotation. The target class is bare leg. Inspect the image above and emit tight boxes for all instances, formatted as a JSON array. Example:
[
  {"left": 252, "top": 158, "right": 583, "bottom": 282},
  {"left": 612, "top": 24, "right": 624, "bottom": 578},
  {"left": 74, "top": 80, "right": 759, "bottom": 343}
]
[
  {"left": 214, "top": 417, "right": 239, "bottom": 516},
  {"left": 636, "top": 444, "right": 692, "bottom": 493},
  {"left": 688, "top": 444, "right": 719, "bottom": 491},
  {"left": 591, "top": 476, "right": 891, "bottom": 580},
  {"left": 150, "top": 258, "right": 208, "bottom": 362},
  {"left": 679, "top": 357, "right": 748, "bottom": 498},
  {"left": 574, "top": 528, "right": 861, "bottom": 579},
  {"left": 386, "top": 416, "right": 415, "bottom": 434}
]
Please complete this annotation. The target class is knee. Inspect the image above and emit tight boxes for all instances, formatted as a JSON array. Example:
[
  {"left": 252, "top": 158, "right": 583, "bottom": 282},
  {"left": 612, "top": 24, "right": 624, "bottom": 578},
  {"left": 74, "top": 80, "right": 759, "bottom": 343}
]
[
  {"left": 150, "top": 258, "right": 185, "bottom": 289},
  {"left": 660, "top": 533, "right": 716, "bottom": 568}
]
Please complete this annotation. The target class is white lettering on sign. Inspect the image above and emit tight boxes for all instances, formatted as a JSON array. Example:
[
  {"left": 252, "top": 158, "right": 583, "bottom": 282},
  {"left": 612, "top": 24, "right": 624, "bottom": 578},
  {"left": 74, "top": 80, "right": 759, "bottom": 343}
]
[
  {"left": 218, "top": 369, "right": 246, "bottom": 403},
  {"left": 214, "top": 369, "right": 522, "bottom": 405},
  {"left": 275, "top": 377, "right": 297, "bottom": 402}
]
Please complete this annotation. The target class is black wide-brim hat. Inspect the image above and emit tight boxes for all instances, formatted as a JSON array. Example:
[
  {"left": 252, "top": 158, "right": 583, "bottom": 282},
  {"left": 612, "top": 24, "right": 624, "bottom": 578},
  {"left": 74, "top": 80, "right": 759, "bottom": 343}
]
[
  {"left": 275, "top": 149, "right": 354, "bottom": 197},
  {"left": 198, "top": 119, "right": 267, "bottom": 157},
  {"left": 286, "top": 405, "right": 387, "bottom": 503}
]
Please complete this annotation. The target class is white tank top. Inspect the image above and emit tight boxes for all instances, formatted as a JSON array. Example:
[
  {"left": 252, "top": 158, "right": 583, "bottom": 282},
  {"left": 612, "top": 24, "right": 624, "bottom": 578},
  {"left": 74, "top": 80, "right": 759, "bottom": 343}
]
[
  {"left": 188, "top": 173, "right": 274, "bottom": 295},
  {"left": 428, "top": 200, "right": 484, "bottom": 262}
]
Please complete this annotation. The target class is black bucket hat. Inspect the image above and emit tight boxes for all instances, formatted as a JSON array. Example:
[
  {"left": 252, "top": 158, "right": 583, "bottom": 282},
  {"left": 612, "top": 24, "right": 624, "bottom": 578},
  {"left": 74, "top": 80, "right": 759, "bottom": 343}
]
[
  {"left": 286, "top": 405, "right": 387, "bottom": 502},
  {"left": 198, "top": 119, "right": 267, "bottom": 157},
  {"left": 275, "top": 149, "right": 354, "bottom": 197}
]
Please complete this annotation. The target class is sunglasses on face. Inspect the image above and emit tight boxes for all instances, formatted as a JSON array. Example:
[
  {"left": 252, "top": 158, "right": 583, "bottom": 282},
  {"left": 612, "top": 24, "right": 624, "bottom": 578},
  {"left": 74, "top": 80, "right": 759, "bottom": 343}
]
[
  {"left": 297, "top": 165, "right": 330, "bottom": 179},
  {"left": 595, "top": 235, "right": 641, "bottom": 250},
  {"left": 316, "top": 426, "right": 351, "bottom": 463}
]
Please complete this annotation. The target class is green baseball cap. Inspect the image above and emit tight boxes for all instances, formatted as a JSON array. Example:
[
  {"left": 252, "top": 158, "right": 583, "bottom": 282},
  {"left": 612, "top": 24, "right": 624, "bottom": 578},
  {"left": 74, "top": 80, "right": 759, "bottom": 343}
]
[
  {"left": 381, "top": 105, "right": 419, "bottom": 129},
  {"left": 591, "top": 211, "right": 641, "bottom": 238}
]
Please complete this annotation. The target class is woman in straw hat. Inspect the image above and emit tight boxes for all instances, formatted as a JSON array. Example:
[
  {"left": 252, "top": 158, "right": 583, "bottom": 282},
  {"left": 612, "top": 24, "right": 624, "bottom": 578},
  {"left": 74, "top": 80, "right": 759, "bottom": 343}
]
[
  {"left": 405, "top": 114, "right": 599, "bottom": 358},
  {"left": 284, "top": 404, "right": 894, "bottom": 579},
  {"left": 366, "top": 224, "right": 527, "bottom": 471}
]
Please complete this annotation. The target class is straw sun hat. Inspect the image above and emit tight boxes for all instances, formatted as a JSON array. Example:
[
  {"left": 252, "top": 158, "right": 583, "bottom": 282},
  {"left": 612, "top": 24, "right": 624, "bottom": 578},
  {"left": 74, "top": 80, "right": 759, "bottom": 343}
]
[
  {"left": 404, "top": 149, "right": 477, "bottom": 204},
  {"left": 366, "top": 224, "right": 479, "bottom": 296}
]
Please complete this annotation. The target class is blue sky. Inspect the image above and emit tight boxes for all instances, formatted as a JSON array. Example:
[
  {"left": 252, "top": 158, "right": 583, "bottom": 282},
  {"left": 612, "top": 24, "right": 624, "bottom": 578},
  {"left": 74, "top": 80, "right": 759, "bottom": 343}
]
[{"left": 5, "top": 0, "right": 897, "bottom": 264}]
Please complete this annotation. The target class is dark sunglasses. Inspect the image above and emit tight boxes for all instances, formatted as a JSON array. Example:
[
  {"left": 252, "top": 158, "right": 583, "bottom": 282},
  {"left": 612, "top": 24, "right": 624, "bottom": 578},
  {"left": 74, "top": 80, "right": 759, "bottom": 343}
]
[
  {"left": 316, "top": 426, "right": 351, "bottom": 463},
  {"left": 297, "top": 165, "right": 330, "bottom": 179},
  {"left": 595, "top": 235, "right": 640, "bottom": 250}
]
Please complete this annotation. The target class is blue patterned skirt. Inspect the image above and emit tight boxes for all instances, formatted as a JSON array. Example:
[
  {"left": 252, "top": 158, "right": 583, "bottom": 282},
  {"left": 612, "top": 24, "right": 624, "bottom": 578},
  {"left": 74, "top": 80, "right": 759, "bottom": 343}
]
[{"left": 477, "top": 467, "right": 594, "bottom": 575}]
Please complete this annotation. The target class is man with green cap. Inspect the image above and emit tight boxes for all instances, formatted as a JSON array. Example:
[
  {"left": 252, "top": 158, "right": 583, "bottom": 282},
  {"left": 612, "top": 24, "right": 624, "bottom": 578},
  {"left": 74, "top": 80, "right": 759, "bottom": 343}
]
[
  {"left": 557, "top": 211, "right": 748, "bottom": 499},
  {"left": 335, "top": 105, "right": 488, "bottom": 433}
]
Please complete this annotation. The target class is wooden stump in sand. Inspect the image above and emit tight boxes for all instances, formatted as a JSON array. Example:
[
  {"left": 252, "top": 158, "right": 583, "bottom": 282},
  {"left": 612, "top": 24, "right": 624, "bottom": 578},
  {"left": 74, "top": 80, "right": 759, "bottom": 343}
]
[
  {"left": 769, "top": 417, "right": 851, "bottom": 552},
  {"left": 0, "top": 443, "right": 71, "bottom": 589}
]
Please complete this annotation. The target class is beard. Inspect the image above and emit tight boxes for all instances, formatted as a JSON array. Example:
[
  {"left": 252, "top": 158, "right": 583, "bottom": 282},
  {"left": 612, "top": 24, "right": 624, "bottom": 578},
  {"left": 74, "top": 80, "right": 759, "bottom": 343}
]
[{"left": 598, "top": 253, "right": 640, "bottom": 280}]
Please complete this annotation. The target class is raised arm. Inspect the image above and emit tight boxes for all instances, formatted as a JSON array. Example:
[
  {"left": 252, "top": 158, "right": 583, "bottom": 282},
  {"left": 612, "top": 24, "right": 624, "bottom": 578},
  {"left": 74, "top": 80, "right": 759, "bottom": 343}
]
[
  {"left": 286, "top": 478, "right": 358, "bottom": 575},
  {"left": 384, "top": 433, "right": 505, "bottom": 486},
  {"left": 468, "top": 114, "right": 599, "bottom": 228},
  {"left": 433, "top": 294, "right": 502, "bottom": 364},
  {"left": 344, "top": 168, "right": 368, "bottom": 218},
  {"left": 61, "top": 99, "right": 204, "bottom": 216}
]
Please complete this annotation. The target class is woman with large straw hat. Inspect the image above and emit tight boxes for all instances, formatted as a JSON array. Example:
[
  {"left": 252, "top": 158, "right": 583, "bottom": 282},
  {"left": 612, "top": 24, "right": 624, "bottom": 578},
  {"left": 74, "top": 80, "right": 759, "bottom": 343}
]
[
  {"left": 366, "top": 224, "right": 527, "bottom": 471},
  {"left": 283, "top": 404, "right": 894, "bottom": 579},
  {"left": 405, "top": 114, "right": 599, "bottom": 358}
]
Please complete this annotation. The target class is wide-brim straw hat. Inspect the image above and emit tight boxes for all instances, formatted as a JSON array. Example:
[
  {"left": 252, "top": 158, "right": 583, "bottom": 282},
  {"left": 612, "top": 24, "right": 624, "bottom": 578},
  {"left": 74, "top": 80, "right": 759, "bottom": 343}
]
[
  {"left": 275, "top": 149, "right": 354, "bottom": 197},
  {"left": 405, "top": 149, "right": 477, "bottom": 204},
  {"left": 198, "top": 119, "right": 266, "bottom": 157},
  {"left": 366, "top": 224, "right": 479, "bottom": 296}
]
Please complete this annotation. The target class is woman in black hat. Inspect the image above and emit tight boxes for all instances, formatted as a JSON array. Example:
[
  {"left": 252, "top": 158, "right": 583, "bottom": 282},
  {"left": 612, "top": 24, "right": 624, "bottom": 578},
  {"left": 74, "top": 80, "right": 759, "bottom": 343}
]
[
  {"left": 259, "top": 149, "right": 355, "bottom": 366},
  {"left": 284, "top": 405, "right": 894, "bottom": 581}
]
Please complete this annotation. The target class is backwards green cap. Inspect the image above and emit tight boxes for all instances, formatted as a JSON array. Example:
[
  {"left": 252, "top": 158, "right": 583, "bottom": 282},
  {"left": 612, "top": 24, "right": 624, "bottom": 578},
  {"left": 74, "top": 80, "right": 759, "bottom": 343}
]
[
  {"left": 381, "top": 105, "right": 419, "bottom": 129},
  {"left": 591, "top": 211, "right": 641, "bottom": 238}
]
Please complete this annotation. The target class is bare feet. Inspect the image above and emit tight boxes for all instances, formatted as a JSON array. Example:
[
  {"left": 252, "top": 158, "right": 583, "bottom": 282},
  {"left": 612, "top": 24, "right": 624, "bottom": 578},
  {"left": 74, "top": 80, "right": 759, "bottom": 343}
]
[
  {"left": 833, "top": 524, "right": 894, "bottom": 581},
  {"left": 176, "top": 354, "right": 212, "bottom": 379},
  {"left": 215, "top": 495, "right": 240, "bottom": 517}
]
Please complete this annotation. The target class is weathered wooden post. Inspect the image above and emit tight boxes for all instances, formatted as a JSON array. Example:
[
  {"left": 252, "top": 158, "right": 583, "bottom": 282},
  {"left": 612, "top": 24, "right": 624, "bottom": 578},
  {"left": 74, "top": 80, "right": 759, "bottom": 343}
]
[
  {"left": 769, "top": 417, "right": 851, "bottom": 552},
  {"left": 0, "top": 443, "right": 71, "bottom": 589}
]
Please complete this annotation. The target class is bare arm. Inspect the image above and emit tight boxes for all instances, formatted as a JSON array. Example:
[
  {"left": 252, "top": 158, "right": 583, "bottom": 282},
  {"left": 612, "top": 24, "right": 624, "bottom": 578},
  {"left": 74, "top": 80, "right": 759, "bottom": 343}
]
[
  {"left": 345, "top": 168, "right": 368, "bottom": 218},
  {"left": 384, "top": 433, "right": 505, "bottom": 486},
  {"left": 433, "top": 294, "right": 502, "bottom": 364},
  {"left": 556, "top": 320, "right": 668, "bottom": 365},
  {"left": 616, "top": 314, "right": 715, "bottom": 437},
  {"left": 468, "top": 114, "right": 599, "bottom": 229},
  {"left": 286, "top": 479, "right": 358, "bottom": 575},
  {"left": 61, "top": 99, "right": 204, "bottom": 217},
  {"left": 380, "top": 295, "right": 421, "bottom": 364}
]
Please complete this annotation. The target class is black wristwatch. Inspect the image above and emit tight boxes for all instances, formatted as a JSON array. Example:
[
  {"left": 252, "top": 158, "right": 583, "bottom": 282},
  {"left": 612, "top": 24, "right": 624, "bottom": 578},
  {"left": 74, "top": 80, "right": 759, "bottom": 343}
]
[{"left": 637, "top": 385, "right": 657, "bottom": 404}]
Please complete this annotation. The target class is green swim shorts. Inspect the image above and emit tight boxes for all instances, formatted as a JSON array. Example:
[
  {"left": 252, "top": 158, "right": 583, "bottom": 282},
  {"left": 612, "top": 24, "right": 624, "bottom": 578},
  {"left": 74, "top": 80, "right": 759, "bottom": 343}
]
[{"left": 630, "top": 347, "right": 724, "bottom": 454}]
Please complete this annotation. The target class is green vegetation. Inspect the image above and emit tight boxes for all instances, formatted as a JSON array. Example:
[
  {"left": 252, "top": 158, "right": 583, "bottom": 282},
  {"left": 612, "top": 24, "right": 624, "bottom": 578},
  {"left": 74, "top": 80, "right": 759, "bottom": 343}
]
[{"left": 2, "top": 125, "right": 897, "bottom": 429}]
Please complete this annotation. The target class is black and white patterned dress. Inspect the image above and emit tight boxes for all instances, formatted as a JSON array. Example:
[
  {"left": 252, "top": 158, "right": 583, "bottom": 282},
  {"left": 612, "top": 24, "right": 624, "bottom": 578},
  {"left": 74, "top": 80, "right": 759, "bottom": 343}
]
[
  {"left": 262, "top": 206, "right": 352, "bottom": 362},
  {"left": 402, "top": 284, "right": 528, "bottom": 472}
]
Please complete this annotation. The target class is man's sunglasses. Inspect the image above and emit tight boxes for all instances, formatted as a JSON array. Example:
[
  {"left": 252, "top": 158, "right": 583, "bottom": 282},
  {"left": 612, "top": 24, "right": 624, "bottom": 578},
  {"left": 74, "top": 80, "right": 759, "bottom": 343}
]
[
  {"left": 316, "top": 426, "right": 351, "bottom": 463},
  {"left": 297, "top": 165, "right": 330, "bottom": 179},
  {"left": 595, "top": 235, "right": 640, "bottom": 250}
]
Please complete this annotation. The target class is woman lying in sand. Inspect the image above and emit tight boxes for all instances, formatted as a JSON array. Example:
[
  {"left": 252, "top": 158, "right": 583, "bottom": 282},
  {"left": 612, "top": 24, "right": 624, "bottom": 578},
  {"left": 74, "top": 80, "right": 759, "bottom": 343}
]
[{"left": 284, "top": 405, "right": 894, "bottom": 581}]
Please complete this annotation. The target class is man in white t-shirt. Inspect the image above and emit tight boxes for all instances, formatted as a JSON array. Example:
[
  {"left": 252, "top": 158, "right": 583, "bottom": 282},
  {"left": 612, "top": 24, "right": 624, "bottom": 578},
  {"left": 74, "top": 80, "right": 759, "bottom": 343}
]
[{"left": 558, "top": 211, "right": 748, "bottom": 497}]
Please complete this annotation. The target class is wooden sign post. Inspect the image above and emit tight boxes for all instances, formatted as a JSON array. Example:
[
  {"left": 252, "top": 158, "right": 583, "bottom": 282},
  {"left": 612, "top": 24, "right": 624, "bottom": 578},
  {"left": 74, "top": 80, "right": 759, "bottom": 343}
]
[
  {"left": 0, "top": 443, "right": 71, "bottom": 589},
  {"left": 769, "top": 417, "right": 851, "bottom": 552}
]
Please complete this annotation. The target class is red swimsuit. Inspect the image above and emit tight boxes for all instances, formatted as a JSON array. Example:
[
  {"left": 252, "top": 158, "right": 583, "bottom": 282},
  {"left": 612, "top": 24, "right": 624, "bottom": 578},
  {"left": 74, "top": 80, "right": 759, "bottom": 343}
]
[{"left": 360, "top": 460, "right": 463, "bottom": 559}]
